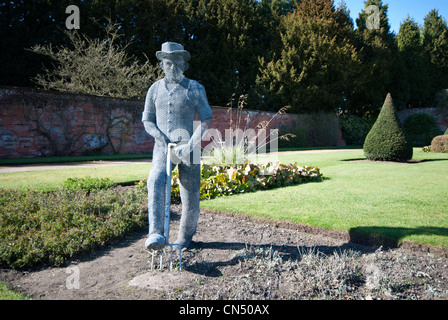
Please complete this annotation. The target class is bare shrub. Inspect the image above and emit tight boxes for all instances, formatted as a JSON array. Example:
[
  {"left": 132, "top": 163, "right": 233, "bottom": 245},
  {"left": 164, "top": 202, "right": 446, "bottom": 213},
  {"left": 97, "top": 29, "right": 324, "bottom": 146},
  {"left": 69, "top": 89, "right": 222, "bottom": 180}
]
[{"left": 29, "top": 20, "right": 161, "bottom": 99}]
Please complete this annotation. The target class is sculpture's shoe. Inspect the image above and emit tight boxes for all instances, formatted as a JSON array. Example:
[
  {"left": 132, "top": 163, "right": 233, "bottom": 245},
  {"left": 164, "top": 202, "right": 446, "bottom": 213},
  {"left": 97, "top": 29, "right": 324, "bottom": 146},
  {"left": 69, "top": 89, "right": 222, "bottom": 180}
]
[
  {"left": 145, "top": 233, "right": 166, "bottom": 250},
  {"left": 174, "top": 235, "right": 193, "bottom": 249}
]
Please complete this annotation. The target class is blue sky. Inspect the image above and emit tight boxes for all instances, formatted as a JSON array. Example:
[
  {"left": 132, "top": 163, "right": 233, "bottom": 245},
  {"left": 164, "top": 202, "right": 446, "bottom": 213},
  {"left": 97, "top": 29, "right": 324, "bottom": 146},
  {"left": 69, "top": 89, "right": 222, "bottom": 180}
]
[{"left": 342, "top": 0, "right": 448, "bottom": 34}]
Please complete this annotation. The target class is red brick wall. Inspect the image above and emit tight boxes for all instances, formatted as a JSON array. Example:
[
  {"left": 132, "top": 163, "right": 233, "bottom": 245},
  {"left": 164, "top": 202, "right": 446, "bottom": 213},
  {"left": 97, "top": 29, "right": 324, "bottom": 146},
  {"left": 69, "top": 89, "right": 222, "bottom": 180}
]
[
  {"left": 0, "top": 87, "right": 151, "bottom": 159},
  {"left": 0, "top": 87, "right": 303, "bottom": 159}
]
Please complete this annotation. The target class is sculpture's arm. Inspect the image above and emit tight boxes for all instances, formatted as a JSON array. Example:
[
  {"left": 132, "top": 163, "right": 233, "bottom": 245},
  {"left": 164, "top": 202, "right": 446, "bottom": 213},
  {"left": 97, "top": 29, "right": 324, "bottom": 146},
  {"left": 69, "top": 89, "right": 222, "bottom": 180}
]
[
  {"left": 142, "top": 114, "right": 169, "bottom": 145},
  {"left": 142, "top": 83, "right": 169, "bottom": 151},
  {"left": 174, "top": 82, "right": 213, "bottom": 163}
]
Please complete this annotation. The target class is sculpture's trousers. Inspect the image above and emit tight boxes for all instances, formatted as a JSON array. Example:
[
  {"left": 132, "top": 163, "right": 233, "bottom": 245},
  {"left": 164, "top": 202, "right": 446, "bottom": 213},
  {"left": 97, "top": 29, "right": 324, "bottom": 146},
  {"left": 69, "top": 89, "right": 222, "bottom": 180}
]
[{"left": 147, "top": 141, "right": 201, "bottom": 241}]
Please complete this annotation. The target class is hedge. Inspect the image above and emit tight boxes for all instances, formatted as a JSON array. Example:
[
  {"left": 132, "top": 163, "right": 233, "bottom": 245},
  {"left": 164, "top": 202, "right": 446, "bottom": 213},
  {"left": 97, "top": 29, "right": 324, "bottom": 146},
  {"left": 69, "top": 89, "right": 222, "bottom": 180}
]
[{"left": 431, "top": 135, "right": 448, "bottom": 153}]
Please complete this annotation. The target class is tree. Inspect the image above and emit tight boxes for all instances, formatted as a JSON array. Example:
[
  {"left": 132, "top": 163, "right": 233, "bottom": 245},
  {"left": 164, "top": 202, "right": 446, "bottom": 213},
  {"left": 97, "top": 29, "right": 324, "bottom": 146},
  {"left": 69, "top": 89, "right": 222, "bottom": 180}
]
[
  {"left": 0, "top": 0, "right": 76, "bottom": 87},
  {"left": 422, "top": 9, "right": 448, "bottom": 92},
  {"left": 363, "top": 93, "right": 413, "bottom": 161},
  {"left": 255, "top": 0, "right": 297, "bottom": 59},
  {"left": 355, "top": 0, "right": 392, "bottom": 34},
  {"left": 96, "top": 0, "right": 185, "bottom": 66},
  {"left": 352, "top": 0, "right": 409, "bottom": 115},
  {"left": 179, "top": 0, "right": 269, "bottom": 107},
  {"left": 0, "top": 0, "right": 181, "bottom": 90},
  {"left": 29, "top": 21, "right": 162, "bottom": 99},
  {"left": 397, "top": 17, "right": 431, "bottom": 108},
  {"left": 257, "top": 0, "right": 360, "bottom": 113}
]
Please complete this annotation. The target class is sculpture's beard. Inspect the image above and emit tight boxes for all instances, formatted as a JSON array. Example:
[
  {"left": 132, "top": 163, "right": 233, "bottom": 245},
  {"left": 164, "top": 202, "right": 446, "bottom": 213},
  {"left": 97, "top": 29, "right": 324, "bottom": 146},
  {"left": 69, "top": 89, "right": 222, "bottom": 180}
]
[{"left": 164, "top": 68, "right": 184, "bottom": 84}]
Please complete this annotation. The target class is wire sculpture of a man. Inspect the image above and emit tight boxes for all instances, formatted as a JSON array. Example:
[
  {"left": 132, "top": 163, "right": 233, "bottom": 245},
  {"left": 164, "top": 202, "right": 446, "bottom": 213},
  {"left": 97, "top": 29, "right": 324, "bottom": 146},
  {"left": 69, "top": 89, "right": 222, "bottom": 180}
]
[{"left": 142, "top": 42, "right": 212, "bottom": 250}]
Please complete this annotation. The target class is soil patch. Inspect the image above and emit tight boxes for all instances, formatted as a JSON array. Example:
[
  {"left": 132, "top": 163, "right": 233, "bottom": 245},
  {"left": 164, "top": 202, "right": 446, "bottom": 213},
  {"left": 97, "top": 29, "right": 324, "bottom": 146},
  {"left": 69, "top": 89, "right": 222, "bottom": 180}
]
[{"left": 1, "top": 205, "right": 447, "bottom": 300}]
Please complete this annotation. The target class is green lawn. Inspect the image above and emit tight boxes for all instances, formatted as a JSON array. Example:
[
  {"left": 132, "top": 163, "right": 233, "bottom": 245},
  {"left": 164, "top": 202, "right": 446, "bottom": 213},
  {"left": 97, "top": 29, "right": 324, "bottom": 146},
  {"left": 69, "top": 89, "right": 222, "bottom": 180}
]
[
  {"left": 1, "top": 148, "right": 447, "bottom": 248},
  {"left": 0, "top": 163, "right": 151, "bottom": 192},
  {"left": 201, "top": 149, "right": 448, "bottom": 249},
  {"left": 0, "top": 281, "right": 29, "bottom": 300},
  {"left": 0, "top": 153, "right": 153, "bottom": 165}
]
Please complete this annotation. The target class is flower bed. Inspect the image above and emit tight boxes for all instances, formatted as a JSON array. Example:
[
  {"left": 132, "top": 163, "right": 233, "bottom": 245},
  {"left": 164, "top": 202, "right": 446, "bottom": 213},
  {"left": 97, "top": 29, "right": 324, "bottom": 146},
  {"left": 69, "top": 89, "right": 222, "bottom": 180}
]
[{"left": 170, "top": 161, "right": 323, "bottom": 200}]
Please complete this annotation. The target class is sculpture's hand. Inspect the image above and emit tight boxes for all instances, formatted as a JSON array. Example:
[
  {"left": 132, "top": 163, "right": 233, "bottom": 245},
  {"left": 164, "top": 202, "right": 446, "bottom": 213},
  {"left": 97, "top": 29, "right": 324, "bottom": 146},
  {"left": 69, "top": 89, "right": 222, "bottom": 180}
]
[
  {"left": 143, "top": 121, "right": 170, "bottom": 154},
  {"left": 168, "top": 143, "right": 181, "bottom": 164},
  {"left": 171, "top": 118, "right": 211, "bottom": 165},
  {"left": 173, "top": 143, "right": 191, "bottom": 165}
]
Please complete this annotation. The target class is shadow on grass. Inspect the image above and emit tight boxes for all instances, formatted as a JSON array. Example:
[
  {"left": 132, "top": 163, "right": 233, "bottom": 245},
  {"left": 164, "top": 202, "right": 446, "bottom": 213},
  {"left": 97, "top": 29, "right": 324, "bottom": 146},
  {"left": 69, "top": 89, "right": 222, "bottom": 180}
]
[
  {"left": 417, "top": 158, "right": 448, "bottom": 163},
  {"left": 349, "top": 226, "right": 448, "bottom": 248},
  {"left": 341, "top": 158, "right": 448, "bottom": 164}
]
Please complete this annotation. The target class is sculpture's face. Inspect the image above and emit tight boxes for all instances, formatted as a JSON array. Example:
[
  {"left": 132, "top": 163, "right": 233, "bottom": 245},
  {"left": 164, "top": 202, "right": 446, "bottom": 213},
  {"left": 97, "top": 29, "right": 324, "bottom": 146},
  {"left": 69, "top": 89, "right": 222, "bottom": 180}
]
[{"left": 162, "top": 56, "right": 185, "bottom": 83}]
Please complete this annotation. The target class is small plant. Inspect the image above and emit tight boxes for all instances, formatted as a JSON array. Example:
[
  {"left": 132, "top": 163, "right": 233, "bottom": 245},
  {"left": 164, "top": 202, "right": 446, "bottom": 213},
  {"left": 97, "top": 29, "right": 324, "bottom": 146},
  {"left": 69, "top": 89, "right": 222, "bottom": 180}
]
[
  {"left": 422, "top": 145, "right": 432, "bottom": 153},
  {"left": 136, "top": 178, "right": 148, "bottom": 190},
  {"left": 295, "top": 248, "right": 364, "bottom": 299},
  {"left": 63, "top": 176, "right": 115, "bottom": 192},
  {"left": 206, "top": 94, "right": 296, "bottom": 166},
  {"left": 208, "top": 144, "right": 248, "bottom": 167}
]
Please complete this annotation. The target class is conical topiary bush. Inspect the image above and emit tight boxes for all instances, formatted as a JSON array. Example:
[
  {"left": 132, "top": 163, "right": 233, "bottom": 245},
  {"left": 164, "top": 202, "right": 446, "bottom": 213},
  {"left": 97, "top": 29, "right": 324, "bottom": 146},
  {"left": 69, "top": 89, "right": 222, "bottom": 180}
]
[{"left": 363, "top": 93, "right": 413, "bottom": 162}]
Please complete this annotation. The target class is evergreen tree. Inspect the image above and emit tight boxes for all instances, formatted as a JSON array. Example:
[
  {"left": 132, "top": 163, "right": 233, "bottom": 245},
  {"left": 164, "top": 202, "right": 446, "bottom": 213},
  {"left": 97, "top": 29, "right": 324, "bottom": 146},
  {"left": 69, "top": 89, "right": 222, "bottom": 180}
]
[
  {"left": 256, "top": 0, "right": 296, "bottom": 52},
  {"left": 397, "top": 17, "right": 431, "bottom": 108},
  {"left": 0, "top": 0, "right": 79, "bottom": 87},
  {"left": 356, "top": 0, "right": 391, "bottom": 34},
  {"left": 0, "top": 0, "right": 185, "bottom": 89},
  {"left": 250, "top": 0, "right": 296, "bottom": 108},
  {"left": 363, "top": 93, "right": 413, "bottom": 161},
  {"left": 179, "top": 0, "right": 268, "bottom": 106},
  {"left": 257, "top": 0, "right": 360, "bottom": 113},
  {"left": 422, "top": 9, "right": 448, "bottom": 92},
  {"left": 112, "top": 0, "right": 185, "bottom": 64},
  {"left": 353, "top": 0, "right": 409, "bottom": 115}
]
